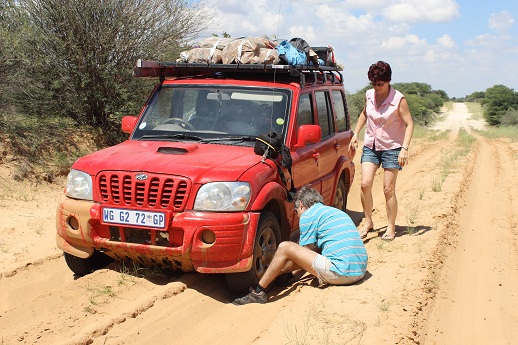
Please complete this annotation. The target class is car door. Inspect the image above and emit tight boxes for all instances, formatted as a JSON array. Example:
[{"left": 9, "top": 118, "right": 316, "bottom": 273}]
[
  {"left": 290, "top": 92, "right": 322, "bottom": 194},
  {"left": 314, "top": 89, "right": 339, "bottom": 203}
]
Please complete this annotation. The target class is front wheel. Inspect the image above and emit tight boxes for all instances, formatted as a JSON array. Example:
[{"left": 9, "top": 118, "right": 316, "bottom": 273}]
[
  {"left": 64, "top": 250, "right": 113, "bottom": 276},
  {"left": 225, "top": 211, "right": 281, "bottom": 293},
  {"left": 332, "top": 178, "right": 347, "bottom": 212}
]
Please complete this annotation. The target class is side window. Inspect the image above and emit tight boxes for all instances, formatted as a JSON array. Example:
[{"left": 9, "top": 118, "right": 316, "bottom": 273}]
[
  {"left": 297, "top": 93, "right": 314, "bottom": 126},
  {"left": 315, "top": 91, "right": 332, "bottom": 138},
  {"left": 332, "top": 90, "right": 348, "bottom": 132}
]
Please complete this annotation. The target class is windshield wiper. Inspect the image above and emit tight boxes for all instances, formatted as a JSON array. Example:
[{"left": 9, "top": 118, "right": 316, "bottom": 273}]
[
  {"left": 200, "top": 136, "right": 256, "bottom": 143},
  {"left": 139, "top": 133, "right": 203, "bottom": 141}
]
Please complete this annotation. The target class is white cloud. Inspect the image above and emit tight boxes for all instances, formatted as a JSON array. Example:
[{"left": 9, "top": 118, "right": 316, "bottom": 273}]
[
  {"left": 202, "top": 0, "right": 518, "bottom": 97},
  {"left": 423, "top": 49, "right": 437, "bottom": 62},
  {"left": 488, "top": 11, "right": 514, "bottom": 34},
  {"left": 436, "top": 34, "right": 456, "bottom": 49},
  {"left": 467, "top": 33, "right": 501, "bottom": 47},
  {"left": 383, "top": 0, "right": 460, "bottom": 23},
  {"left": 343, "top": 0, "right": 386, "bottom": 10},
  {"left": 381, "top": 34, "right": 426, "bottom": 50},
  {"left": 287, "top": 25, "right": 318, "bottom": 43}
]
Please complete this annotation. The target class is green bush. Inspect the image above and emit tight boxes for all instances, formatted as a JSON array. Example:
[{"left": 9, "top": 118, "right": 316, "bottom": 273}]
[
  {"left": 500, "top": 108, "right": 518, "bottom": 126},
  {"left": 483, "top": 85, "right": 518, "bottom": 125}
]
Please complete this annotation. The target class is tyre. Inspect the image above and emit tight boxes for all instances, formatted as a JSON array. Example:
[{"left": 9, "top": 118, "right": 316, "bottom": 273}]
[
  {"left": 332, "top": 178, "right": 347, "bottom": 212},
  {"left": 64, "top": 250, "right": 113, "bottom": 276},
  {"left": 225, "top": 211, "right": 281, "bottom": 294}
]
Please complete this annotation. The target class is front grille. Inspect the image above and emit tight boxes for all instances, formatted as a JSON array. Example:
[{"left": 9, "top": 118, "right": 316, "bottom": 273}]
[
  {"left": 98, "top": 172, "right": 190, "bottom": 211},
  {"left": 108, "top": 226, "right": 183, "bottom": 247}
]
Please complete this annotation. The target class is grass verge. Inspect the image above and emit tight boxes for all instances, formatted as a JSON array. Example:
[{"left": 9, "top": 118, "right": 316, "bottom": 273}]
[{"left": 0, "top": 113, "right": 107, "bottom": 181}]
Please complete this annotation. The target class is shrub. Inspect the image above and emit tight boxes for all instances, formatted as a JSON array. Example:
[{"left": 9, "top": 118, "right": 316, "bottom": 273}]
[{"left": 500, "top": 108, "right": 518, "bottom": 126}]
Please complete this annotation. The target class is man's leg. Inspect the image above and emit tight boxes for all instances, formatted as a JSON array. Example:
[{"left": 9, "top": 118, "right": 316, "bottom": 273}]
[
  {"left": 383, "top": 168, "right": 399, "bottom": 239},
  {"left": 232, "top": 241, "right": 318, "bottom": 305},
  {"left": 258, "top": 241, "right": 319, "bottom": 289},
  {"left": 359, "top": 162, "right": 378, "bottom": 237}
]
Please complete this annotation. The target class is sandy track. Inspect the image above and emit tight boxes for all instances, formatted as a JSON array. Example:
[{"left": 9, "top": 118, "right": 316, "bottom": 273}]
[
  {"left": 422, "top": 134, "right": 518, "bottom": 344},
  {"left": 1, "top": 103, "right": 517, "bottom": 344}
]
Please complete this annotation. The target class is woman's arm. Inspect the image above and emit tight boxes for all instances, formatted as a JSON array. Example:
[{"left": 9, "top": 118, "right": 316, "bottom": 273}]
[
  {"left": 348, "top": 102, "right": 367, "bottom": 153},
  {"left": 397, "top": 97, "right": 414, "bottom": 166}
]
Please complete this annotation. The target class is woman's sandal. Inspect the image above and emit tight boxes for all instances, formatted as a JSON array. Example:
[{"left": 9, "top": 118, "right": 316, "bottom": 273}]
[
  {"left": 359, "top": 227, "right": 374, "bottom": 239},
  {"left": 381, "top": 232, "right": 396, "bottom": 241}
]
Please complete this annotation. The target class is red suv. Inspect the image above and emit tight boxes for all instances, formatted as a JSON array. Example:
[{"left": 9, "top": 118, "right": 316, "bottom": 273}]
[{"left": 56, "top": 59, "right": 355, "bottom": 292}]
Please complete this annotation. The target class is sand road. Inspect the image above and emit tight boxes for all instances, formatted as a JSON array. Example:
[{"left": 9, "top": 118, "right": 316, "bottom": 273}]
[{"left": 1, "top": 103, "right": 517, "bottom": 344}]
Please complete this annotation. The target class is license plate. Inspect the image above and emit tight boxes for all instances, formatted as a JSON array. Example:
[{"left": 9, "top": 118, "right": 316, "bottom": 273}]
[{"left": 102, "top": 208, "right": 166, "bottom": 229}]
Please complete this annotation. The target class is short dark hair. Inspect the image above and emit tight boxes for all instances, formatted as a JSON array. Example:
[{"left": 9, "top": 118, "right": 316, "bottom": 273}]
[
  {"left": 294, "top": 186, "right": 324, "bottom": 209},
  {"left": 368, "top": 61, "right": 392, "bottom": 82}
]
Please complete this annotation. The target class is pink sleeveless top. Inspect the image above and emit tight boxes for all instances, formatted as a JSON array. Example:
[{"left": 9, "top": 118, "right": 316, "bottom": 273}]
[{"left": 363, "top": 87, "right": 406, "bottom": 151}]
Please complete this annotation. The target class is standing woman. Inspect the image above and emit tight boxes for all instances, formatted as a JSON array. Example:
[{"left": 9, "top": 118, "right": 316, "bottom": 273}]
[{"left": 349, "top": 61, "right": 414, "bottom": 241}]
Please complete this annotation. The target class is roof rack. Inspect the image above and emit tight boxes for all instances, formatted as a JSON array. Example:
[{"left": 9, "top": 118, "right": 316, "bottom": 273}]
[{"left": 133, "top": 60, "right": 343, "bottom": 85}]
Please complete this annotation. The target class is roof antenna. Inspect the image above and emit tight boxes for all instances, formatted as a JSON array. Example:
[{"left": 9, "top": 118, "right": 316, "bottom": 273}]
[{"left": 268, "top": 0, "right": 283, "bottom": 134}]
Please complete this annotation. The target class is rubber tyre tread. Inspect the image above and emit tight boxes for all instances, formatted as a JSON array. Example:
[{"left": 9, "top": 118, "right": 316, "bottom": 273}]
[
  {"left": 225, "top": 211, "right": 281, "bottom": 294},
  {"left": 64, "top": 251, "right": 113, "bottom": 276},
  {"left": 333, "top": 178, "right": 348, "bottom": 212}
]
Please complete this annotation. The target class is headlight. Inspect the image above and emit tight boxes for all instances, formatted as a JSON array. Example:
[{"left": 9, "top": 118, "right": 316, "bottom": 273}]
[
  {"left": 194, "top": 182, "right": 251, "bottom": 211},
  {"left": 66, "top": 169, "right": 93, "bottom": 201}
]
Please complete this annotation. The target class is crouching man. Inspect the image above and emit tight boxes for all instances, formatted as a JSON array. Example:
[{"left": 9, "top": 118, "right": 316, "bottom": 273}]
[{"left": 232, "top": 186, "right": 368, "bottom": 305}]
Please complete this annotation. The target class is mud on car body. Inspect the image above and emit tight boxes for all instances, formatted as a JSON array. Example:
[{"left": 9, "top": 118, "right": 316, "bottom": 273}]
[{"left": 56, "top": 59, "right": 356, "bottom": 293}]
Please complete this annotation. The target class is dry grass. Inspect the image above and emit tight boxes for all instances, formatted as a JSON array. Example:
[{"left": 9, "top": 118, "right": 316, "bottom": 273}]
[{"left": 0, "top": 113, "right": 104, "bottom": 182}]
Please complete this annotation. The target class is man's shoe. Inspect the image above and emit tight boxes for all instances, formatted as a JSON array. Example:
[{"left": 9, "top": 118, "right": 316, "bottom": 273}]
[{"left": 232, "top": 289, "right": 267, "bottom": 305}]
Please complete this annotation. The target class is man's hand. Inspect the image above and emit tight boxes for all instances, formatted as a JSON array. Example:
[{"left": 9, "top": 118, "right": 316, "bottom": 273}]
[{"left": 304, "top": 243, "right": 320, "bottom": 253}]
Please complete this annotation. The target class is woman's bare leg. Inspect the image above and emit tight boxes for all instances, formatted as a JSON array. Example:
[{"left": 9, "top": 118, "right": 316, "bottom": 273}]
[
  {"left": 383, "top": 168, "right": 399, "bottom": 238},
  {"left": 360, "top": 162, "right": 378, "bottom": 236}
]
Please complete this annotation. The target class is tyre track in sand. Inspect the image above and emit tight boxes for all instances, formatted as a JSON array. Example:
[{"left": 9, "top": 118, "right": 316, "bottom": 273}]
[
  {"left": 0, "top": 258, "right": 188, "bottom": 344},
  {"left": 421, "top": 133, "right": 518, "bottom": 344},
  {"left": 2, "top": 103, "right": 516, "bottom": 345}
]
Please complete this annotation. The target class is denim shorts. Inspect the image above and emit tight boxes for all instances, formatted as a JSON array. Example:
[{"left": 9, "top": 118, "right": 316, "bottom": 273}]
[
  {"left": 361, "top": 145, "right": 402, "bottom": 170},
  {"left": 312, "top": 254, "right": 365, "bottom": 286}
]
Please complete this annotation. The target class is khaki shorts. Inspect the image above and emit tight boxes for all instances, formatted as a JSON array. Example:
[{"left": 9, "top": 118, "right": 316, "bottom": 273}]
[{"left": 312, "top": 254, "right": 365, "bottom": 286}]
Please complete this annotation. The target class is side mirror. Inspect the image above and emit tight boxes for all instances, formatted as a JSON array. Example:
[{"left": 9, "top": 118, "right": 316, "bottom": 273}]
[
  {"left": 121, "top": 116, "right": 138, "bottom": 134},
  {"left": 294, "top": 125, "right": 321, "bottom": 148}
]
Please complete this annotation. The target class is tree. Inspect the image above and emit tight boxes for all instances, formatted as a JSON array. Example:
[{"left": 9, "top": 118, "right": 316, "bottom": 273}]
[
  {"left": 0, "top": 0, "right": 33, "bottom": 114},
  {"left": 465, "top": 91, "right": 485, "bottom": 103},
  {"left": 405, "top": 94, "right": 436, "bottom": 126},
  {"left": 433, "top": 89, "right": 449, "bottom": 101},
  {"left": 392, "top": 82, "right": 432, "bottom": 96},
  {"left": 483, "top": 85, "right": 518, "bottom": 126},
  {"left": 500, "top": 108, "right": 518, "bottom": 126},
  {"left": 346, "top": 91, "right": 365, "bottom": 124},
  {"left": 12, "top": 0, "right": 214, "bottom": 138}
]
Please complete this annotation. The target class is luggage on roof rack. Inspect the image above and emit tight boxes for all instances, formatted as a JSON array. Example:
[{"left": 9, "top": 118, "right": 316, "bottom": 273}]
[
  {"left": 176, "top": 36, "right": 337, "bottom": 66},
  {"left": 133, "top": 59, "right": 343, "bottom": 84}
]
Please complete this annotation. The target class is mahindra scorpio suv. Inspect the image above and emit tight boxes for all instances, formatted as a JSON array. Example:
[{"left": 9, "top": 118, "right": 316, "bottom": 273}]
[{"left": 56, "top": 58, "right": 356, "bottom": 293}]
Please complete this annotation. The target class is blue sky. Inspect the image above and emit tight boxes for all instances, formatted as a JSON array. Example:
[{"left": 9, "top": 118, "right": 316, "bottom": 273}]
[{"left": 203, "top": 0, "right": 518, "bottom": 98}]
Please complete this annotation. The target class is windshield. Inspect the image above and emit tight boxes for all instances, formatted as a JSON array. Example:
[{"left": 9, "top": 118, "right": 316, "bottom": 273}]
[{"left": 131, "top": 85, "right": 291, "bottom": 144}]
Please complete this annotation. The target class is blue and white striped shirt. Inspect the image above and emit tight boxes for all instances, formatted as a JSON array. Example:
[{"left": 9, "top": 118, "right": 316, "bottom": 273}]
[{"left": 299, "top": 203, "right": 368, "bottom": 276}]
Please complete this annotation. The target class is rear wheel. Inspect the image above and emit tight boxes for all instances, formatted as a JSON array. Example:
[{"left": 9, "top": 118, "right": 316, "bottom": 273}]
[
  {"left": 332, "top": 178, "right": 347, "bottom": 212},
  {"left": 226, "top": 211, "right": 281, "bottom": 294},
  {"left": 64, "top": 250, "right": 113, "bottom": 276}
]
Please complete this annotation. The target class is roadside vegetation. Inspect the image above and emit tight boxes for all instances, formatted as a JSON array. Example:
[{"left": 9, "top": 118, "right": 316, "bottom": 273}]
[
  {"left": 465, "top": 102, "right": 518, "bottom": 141},
  {"left": 0, "top": 0, "right": 214, "bottom": 180},
  {"left": 1, "top": 1, "right": 516, "bottom": 181}
]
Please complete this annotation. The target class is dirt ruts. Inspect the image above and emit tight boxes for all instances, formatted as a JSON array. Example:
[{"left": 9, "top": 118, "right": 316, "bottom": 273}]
[{"left": 1, "top": 103, "right": 517, "bottom": 345}]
